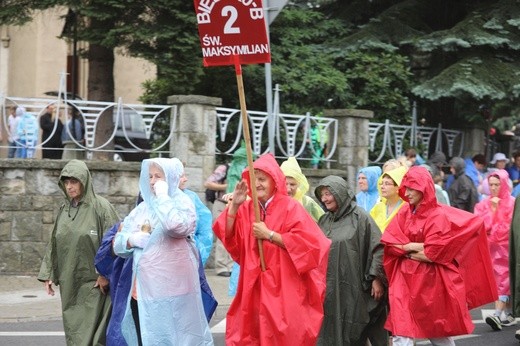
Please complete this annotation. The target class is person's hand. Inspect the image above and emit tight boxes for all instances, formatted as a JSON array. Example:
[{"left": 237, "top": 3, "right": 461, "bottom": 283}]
[
  {"left": 43, "top": 280, "right": 55, "bottom": 296},
  {"left": 490, "top": 196, "right": 500, "bottom": 207},
  {"left": 231, "top": 180, "right": 248, "bottom": 207},
  {"left": 221, "top": 193, "right": 233, "bottom": 203},
  {"left": 252, "top": 221, "right": 270, "bottom": 240},
  {"left": 371, "top": 278, "right": 384, "bottom": 301},
  {"left": 154, "top": 180, "right": 169, "bottom": 197},
  {"left": 404, "top": 242, "right": 424, "bottom": 253},
  {"left": 128, "top": 232, "right": 151, "bottom": 248},
  {"left": 94, "top": 276, "right": 109, "bottom": 295}
]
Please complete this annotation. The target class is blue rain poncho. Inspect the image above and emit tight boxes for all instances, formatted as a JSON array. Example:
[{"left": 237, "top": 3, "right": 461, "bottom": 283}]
[
  {"left": 183, "top": 188, "right": 214, "bottom": 266},
  {"left": 356, "top": 166, "right": 382, "bottom": 211},
  {"left": 113, "top": 158, "right": 213, "bottom": 345}
]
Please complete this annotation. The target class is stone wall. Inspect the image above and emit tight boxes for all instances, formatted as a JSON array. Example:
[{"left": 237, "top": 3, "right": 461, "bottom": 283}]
[
  {"left": 0, "top": 159, "right": 345, "bottom": 275},
  {"left": 0, "top": 159, "right": 141, "bottom": 275}
]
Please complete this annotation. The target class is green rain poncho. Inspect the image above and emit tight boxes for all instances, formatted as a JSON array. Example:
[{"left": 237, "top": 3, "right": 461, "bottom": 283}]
[
  {"left": 315, "top": 175, "right": 387, "bottom": 346},
  {"left": 280, "top": 156, "right": 324, "bottom": 222},
  {"left": 38, "top": 160, "right": 119, "bottom": 346}
]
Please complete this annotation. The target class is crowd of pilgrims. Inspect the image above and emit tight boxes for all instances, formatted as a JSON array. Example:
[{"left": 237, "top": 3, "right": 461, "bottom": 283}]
[{"left": 37, "top": 148, "right": 520, "bottom": 345}]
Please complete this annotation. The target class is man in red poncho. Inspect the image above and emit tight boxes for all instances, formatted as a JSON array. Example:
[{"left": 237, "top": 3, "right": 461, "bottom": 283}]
[
  {"left": 381, "top": 166, "right": 497, "bottom": 345},
  {"left": 213, "top": 153, "right": 331, "bottom": 345}
]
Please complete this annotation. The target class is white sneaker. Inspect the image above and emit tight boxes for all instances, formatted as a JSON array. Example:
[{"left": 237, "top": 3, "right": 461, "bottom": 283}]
[{"left": 502, "top": 313, "right": 517, "bottom": 327}]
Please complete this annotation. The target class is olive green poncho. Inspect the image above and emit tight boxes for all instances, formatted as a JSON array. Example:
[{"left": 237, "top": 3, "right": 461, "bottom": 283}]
[{"left": 38, "top": 160, "right": 119, "bottom": 346}]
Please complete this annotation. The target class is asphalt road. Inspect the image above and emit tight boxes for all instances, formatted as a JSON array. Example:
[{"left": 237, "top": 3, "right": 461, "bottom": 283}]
[{"left": 1, "top": 312, "right": 520, "bottom": 345}]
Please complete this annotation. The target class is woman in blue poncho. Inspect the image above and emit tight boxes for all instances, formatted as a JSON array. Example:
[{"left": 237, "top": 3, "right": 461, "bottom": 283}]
[{"left": 356, "top": 166, "right": 382, "bottom": 212}]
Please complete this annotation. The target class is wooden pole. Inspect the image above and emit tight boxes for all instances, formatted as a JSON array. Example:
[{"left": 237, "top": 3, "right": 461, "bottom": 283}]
[{"left": 235, "top": 62, "right": 266, "bottom": 272}]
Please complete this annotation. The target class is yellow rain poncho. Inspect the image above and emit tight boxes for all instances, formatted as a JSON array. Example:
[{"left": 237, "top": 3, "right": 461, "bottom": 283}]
[
  {"left": 280, "top": 157, "right": 324, "bottom": 222},
  {"left": 370, "top": 166, "right": 407, "bottom": 232}
]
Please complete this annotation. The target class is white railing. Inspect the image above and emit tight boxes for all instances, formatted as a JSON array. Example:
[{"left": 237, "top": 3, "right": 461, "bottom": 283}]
[
  {"left": 2, "top": 94, "right": 463, "bottom": 165},
  {"left": 1, "top": 95, "right": 175, "bottom": 157},
  {"left": 215, "top": 107, "right": 338, "bottom": 166}
]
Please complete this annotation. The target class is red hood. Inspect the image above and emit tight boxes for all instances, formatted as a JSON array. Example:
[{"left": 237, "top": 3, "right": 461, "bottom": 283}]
[
  {"left": 398, "top": 166, "right": 438, "bottom": 210},
  {"left": 242, "top": 153, "right": 288, "bottom": 198}
]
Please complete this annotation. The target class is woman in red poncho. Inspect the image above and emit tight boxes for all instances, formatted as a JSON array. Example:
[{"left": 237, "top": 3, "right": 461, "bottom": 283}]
[
  {"left": 213, "top": 153, "right": 331, "bottom": 345},
  {"left": 474, "top": 169, "right": 516, "bottom": 330},
  {"left": 381, "top": 166, "right": 496, "bottom": 346}
]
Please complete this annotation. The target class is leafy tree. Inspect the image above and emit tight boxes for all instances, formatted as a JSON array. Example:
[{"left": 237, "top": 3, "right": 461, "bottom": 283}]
[
  {"left": 324, "top": 0, "right": 520, "bottom": 130},
  {"left": 192, "top": 5, "right": 413, "bottom": 121}
]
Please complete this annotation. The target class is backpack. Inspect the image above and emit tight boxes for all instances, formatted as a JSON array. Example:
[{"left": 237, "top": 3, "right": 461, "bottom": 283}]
[{"left": 205, "top": 164, "right": 229, "bottom": 203}]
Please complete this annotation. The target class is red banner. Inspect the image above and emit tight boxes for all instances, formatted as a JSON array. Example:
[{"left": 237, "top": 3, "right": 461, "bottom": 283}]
[{"left": 194, "top": 0, "right": 271, "bottom": 67}]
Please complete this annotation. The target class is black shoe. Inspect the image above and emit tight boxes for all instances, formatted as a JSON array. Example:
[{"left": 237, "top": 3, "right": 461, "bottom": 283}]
[
  {"left": 217, "top": 271, "right": 231, "bottom": 277},
  {"left": 486, "top": 315, "right": 502, "bottom": 331},
  {"left": 515, "top": 329, "right": 520, "bottom": 341}
]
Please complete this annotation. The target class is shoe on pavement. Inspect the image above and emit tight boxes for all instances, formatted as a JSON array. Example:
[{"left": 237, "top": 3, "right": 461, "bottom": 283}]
[
  {"left": 486, "top": 315, "right": 502, "bottom": 331},
  {"left": 515, "top": 329, "right": 520, "bottom": 341},
  {"left": 502, "top": 313, "right": 518, "bottom": 327}
]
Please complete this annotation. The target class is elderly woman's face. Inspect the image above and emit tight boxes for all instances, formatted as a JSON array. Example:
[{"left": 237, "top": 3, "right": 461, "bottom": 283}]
[
  {"left": 320, "top": 187, "right": 338, "bottom": 212},
  {"left": 285, "top": 176, "right": 299, "bottom": 197},
  {"left": 255, "top": 169, "right": 276, "bottom": 203},
  {"left": 380, "top": 176, "right": 398, "bottom": 199},
  {"left": 357, "top": 173, "right": 368, "bottom": 192},
  {"left": 149, "top": 163, "right": 166, "bottom": 193},
  {"left": 63, "top": 177, "right": 83, "bottom": 201}
]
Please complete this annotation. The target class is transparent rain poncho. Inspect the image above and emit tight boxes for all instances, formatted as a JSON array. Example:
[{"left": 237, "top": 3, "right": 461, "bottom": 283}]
[{"left": 113, "top": 158, "right": 213, "bottom": 345}]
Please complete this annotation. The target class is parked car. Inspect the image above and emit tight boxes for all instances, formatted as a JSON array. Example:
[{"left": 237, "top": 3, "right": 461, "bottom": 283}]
[{"left": 113, "top": 109, "right": 151, "bottom": 162}]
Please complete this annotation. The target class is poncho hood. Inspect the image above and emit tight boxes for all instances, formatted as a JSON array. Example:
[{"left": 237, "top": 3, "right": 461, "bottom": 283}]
[
  {"left": 487, "top": 169, "right": 511, "bottom": 199},
  {"left": 242, "top": 153, "right": 288, "bottom": 197},
  {"left": 398, "top": 166, "right": 438, "bottom": 211},
  {"left": 139, "top": 158, "right": 184, "bottom": 204},
  {"left": 280, "top": 156, "right": 309, "bottom": 203},
  {"left": 315, "top": 175, "right": 355, "bottom": 218},
  {"left": 59, "top": 159, "right": 95, "bottom": 204},
  {"left": 450, "top": 157, "right": 466, "bottom": 176},
  {"left": 358, "top": 166, "right": 382, "bottom": 193},
  {"left": 383, "top": 166, "right": 407, "bottom": 187},
  {"left": 226, "top": 143, "right": 252, "bottom": 193}
]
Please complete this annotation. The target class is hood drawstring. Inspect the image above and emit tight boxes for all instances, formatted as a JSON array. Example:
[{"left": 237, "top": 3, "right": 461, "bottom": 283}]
[{"left": 68, "top": 201, "right": 81, "bottom": 221}]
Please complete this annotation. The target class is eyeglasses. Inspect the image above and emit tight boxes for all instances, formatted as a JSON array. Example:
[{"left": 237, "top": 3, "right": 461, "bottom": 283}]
[{"left": 380, "top": 181, "right": 397, "bottom": 187}]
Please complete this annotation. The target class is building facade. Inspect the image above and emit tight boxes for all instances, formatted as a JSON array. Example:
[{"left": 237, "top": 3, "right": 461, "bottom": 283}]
[{"left": 0, "top": 7, "right": 156, "bottom": 102}]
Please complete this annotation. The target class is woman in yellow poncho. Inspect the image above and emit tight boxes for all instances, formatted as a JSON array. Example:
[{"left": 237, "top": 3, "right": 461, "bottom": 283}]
[
  {"left": 280, "top": 157, "right": 324, "bottom": 222},
  {"left": 370, "top": 166, "right": 407, "bottom": 232}
]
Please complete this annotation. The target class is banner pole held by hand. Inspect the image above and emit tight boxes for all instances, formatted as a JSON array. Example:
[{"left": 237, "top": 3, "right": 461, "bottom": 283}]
[{"left": 234, "top": 59, "right": 266, "bottom": 272}]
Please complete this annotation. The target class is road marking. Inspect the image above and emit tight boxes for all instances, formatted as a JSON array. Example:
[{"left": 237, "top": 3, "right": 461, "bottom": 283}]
[{"left": 0, "top": 332, "right": 65, "bottom": 336}]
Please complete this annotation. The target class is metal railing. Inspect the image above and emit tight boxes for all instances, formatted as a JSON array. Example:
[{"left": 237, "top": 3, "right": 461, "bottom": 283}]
[
  {"left": 2, "top": 94, "right": 464, "bottom": 165},
  {"left": 1, "top": 95, "right": 175, "bottom": 158}
]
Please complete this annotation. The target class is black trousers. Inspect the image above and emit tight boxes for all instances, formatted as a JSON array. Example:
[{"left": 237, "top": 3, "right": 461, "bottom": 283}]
[{"left": 130, "top": 298, "right": 143, "bottom": 346}]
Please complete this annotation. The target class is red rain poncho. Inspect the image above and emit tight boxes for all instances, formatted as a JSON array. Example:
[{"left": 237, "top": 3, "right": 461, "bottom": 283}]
[
  {"left": 213, "top": 154, "right": 331, "bottom": 345},
  {"left": 381, "top": 166, "right": 496, "bottom": 338},
  {"left": 474, "top": 169, "right": 515, "bottom": 296}
]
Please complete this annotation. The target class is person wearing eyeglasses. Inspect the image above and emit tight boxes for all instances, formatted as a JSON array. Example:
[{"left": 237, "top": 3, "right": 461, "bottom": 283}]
[{"left": 370, "top": 167, "right": 407, "bottom": 233}]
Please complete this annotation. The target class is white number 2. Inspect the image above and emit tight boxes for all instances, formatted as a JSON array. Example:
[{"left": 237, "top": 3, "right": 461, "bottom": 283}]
[{"left": 222, "top": 6, "right": 240, "bottom": 34}]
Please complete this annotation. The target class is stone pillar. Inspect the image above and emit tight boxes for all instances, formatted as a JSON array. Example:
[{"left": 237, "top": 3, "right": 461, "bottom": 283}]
[
  {"left": 323, "top": 109, "right": 374, "bottom": 189},
  {"left": 461, "top": 127, "right": 486, "bottom": 158},
  {"left": 167, "top": 95, "right": 222, "bottom": 195}
]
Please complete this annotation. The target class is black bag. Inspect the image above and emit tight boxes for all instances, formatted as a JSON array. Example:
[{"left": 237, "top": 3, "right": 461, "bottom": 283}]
[
  {"left": 205, "top": 188, "right": 217, "bottom": 203},
  {"left": 205, "top": 163, "right": 229, "bottom": 203}
]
